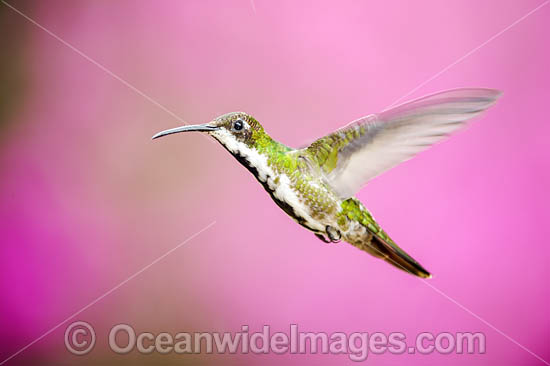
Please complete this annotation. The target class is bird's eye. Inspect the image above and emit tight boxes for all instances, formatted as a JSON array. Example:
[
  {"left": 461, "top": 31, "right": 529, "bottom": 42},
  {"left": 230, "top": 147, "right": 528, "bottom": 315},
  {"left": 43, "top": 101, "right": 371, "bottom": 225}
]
[{"left": 233, "top": 119, "right": 244, "bottom": 131}]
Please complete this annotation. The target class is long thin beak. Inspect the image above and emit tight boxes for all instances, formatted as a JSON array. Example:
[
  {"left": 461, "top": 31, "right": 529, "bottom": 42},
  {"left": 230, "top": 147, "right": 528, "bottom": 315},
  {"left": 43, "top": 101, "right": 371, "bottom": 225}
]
[{"left": 151, "top": 124, "right": 219, "bottom": 140}]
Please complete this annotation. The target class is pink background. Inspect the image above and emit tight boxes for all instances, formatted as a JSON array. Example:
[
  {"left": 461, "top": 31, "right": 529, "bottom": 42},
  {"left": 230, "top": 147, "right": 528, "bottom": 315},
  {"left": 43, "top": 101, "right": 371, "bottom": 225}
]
[{"left": 1, "top": 0, "right": 549, "bottom": 365}]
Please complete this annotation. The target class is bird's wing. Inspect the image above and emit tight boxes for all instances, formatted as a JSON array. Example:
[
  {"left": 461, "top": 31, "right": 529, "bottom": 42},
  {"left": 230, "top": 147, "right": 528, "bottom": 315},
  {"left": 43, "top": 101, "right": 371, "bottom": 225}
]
[{"left": 303, "top": 88, "right": 501, "bottom": 198}]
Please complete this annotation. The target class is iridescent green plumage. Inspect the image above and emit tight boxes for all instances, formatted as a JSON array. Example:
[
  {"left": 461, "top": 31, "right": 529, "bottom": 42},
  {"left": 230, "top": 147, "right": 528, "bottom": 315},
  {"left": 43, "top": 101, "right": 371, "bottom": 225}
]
[{"left": 152, "top": 88, "right": 501, "bottom": 278}]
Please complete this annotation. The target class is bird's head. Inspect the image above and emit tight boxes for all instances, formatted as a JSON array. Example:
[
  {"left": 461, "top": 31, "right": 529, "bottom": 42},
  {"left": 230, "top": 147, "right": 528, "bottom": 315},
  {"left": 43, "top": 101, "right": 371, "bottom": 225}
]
[{"left": 152, "top": 112, "right": 270, "bottom": 154}]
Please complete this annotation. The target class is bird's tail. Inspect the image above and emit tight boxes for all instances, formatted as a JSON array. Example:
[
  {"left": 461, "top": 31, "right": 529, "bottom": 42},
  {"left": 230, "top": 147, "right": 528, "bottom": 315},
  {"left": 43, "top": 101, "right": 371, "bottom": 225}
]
[{"left": 341, "top": 198, "right": 431, "bottom": 278}]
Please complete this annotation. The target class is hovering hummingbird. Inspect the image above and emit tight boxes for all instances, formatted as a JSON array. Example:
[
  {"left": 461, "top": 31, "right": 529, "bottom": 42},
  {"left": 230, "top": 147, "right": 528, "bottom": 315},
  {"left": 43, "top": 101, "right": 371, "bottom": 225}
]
[{"left": 153, "top": 88, "right": 500, "bottom": 278}]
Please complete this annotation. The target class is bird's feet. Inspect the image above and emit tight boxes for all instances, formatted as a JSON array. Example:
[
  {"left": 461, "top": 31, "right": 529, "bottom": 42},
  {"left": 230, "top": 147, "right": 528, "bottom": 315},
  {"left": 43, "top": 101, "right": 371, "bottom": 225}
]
[
  {"left": 314, "top": 226, "right": 342, "bottom": 244},
  {"left": 326, "top": 225, "right": 341, "bottom": 243}
]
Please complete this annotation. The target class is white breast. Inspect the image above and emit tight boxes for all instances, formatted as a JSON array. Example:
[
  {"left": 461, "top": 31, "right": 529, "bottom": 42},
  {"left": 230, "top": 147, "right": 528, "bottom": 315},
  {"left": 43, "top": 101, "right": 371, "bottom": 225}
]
[{"left": 211, "top": 129, "right": 325, "bottom": 231}]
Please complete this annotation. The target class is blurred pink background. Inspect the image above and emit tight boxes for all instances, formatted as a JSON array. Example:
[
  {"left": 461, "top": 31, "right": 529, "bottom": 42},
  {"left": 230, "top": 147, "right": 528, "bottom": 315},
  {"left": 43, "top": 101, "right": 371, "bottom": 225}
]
[{"left": 1, "top": 0, "right": 549, "bottom": 365}]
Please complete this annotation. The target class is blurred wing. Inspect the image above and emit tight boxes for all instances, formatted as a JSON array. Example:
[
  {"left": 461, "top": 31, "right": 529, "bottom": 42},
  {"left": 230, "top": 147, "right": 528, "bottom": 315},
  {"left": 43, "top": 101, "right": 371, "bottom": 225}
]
[{"left": 304, "top": 88, "right": 501, "bottom": 198}]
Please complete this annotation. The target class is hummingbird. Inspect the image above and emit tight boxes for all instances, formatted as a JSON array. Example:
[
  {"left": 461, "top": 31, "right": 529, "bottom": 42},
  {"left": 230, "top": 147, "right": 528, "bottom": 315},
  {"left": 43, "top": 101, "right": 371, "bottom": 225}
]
[{"left": 152, "top": 88, "right": 501, "bottom": 278}]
